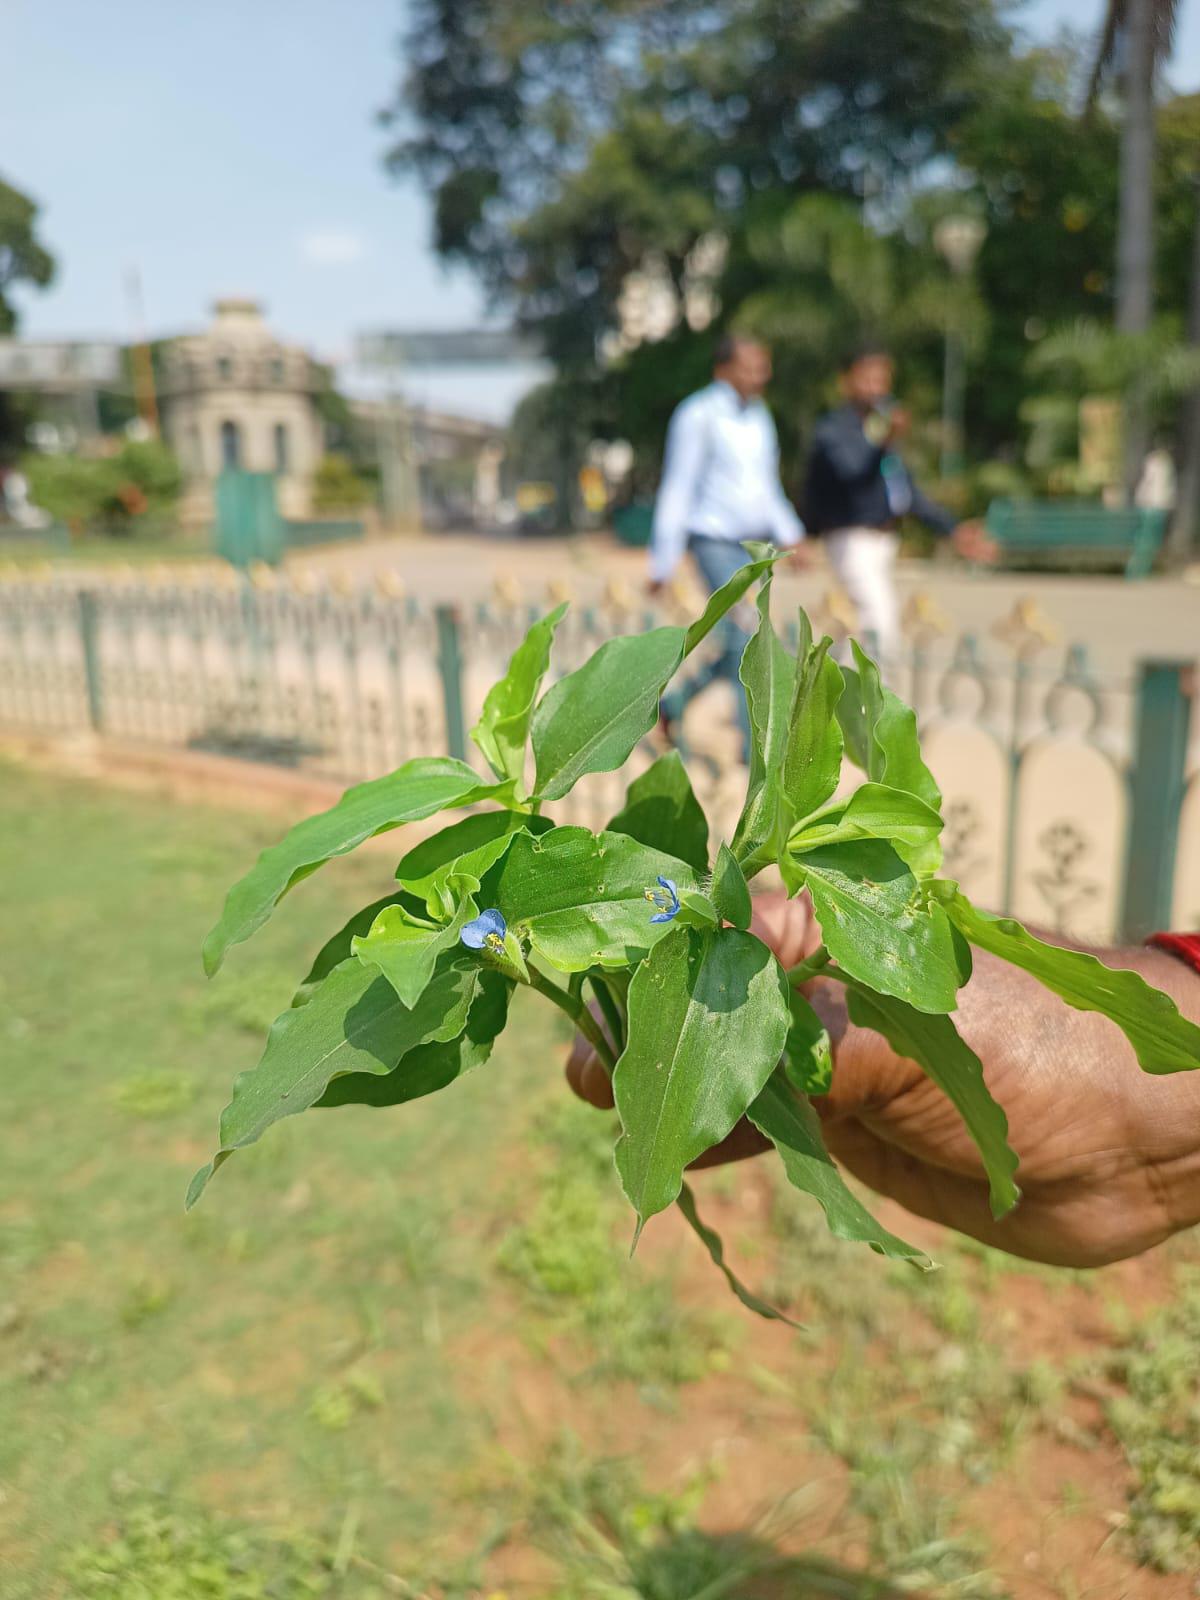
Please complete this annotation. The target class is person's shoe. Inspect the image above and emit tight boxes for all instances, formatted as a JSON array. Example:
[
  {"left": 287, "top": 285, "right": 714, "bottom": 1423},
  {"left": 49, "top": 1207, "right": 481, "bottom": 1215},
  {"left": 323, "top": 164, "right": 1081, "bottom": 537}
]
[{"left": 656, "top": 705, "right": 679, "bottom": 748}]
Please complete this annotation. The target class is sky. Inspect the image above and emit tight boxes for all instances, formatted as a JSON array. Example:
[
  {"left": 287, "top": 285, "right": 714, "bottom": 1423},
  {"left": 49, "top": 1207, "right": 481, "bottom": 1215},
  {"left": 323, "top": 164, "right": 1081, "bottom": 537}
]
[{"left": 3, "top": 0, "right": 1198, "bottom": 421}]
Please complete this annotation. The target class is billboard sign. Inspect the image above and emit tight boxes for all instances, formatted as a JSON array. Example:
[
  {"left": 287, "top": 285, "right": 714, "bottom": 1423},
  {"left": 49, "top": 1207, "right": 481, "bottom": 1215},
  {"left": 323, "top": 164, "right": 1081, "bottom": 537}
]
[{"left": 355, "top": 328, "right": 541, "bottom": 368}]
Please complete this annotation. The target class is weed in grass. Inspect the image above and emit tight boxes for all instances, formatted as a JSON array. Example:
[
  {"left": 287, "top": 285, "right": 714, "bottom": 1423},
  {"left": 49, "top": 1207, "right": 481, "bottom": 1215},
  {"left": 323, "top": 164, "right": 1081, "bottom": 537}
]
[
  {"left": 113, "top": 1070, "right": 197, "bottom": 1119},
  {"left": 498, "top": 1103, "right": 737, "bottom": 1391},
  {"left": 62, "top": 1497, "right": 381, "bottom": 1599},
  {"left": 119, "top": 1274, "right": 175, "bottom": 1327},
  {"left": 308, "top": 1369, "right": 387, "bottom": 1432},
  {"left": 1104, "top": 1266, "right": 1200, "bottom": 1573}
]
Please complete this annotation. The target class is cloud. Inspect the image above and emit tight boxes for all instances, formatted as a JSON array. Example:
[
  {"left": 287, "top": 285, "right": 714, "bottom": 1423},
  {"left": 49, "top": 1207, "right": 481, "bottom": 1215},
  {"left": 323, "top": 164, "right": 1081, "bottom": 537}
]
[{"left": 299, "top": 228, "right": 366, "bottom": 266}]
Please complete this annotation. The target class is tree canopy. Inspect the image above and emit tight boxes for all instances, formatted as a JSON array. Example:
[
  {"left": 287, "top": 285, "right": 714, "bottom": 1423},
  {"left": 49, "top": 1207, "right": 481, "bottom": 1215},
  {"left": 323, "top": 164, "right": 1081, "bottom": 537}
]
[
  {"left": 386, "top": 4, "right": 1198, "bottom": 490},
  {"left": 0, "top": 175, "right": 55, "bottom": 335}
]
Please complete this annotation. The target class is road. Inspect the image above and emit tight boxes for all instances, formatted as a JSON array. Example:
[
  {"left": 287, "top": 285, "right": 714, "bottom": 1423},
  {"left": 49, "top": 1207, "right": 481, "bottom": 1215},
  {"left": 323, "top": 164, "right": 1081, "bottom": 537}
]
[{"left": 288, "top": 529, "right": 1200, "bottom": 678}]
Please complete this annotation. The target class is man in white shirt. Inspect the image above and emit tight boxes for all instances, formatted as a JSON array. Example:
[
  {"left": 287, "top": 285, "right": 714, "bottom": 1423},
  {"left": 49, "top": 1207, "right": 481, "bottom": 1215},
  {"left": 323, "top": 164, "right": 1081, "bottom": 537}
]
[{"left": 649, "top": 335, "right": 804, "bottom": 763}]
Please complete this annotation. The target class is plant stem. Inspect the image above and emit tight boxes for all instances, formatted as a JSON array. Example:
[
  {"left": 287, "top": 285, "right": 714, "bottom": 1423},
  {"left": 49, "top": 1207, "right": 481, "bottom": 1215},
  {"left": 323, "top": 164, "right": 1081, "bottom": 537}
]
[
  {"left": 589, "top": 973, "right": 626, "bottom": 1054},
  {"left": 526, "top": 965, "right": 618, "bottom": 1073},
  {"left": 785, "top": 944, "right": 832, "bottom": 986}
]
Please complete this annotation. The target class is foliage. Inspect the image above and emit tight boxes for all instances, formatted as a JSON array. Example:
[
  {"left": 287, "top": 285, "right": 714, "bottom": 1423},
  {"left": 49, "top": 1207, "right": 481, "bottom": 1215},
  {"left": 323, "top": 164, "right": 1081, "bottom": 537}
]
[
  {"left": 21, "top": 438, "right": 182, "bottom": 531},
  {"left": 386, "top": 11, "right": 1200, "bottom": 486},
  {"left": 6, "top": 763, "right": 1199, "bottom": 1594},
  {"left": 311, "top": 452, "right": 372, "bottom": 512},
  {"left": 1105, "top": 1267, "right": 1200, "bottom": 1572},
  {"left": 0, "top": 173, "right": 55, "bottom": 335},
  {"left": 192, "top": 552, "right": 1200, "bottom": 1319},
  {"left": 63, "top": 1501, "right": 349, "bottom": 1599}
]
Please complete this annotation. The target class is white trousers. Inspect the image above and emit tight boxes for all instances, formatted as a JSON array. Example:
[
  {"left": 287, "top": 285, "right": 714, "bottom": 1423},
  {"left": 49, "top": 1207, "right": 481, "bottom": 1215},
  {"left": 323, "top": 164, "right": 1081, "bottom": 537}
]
[{"left": 824, "top": 526, "right": 901, "bottom": 667}]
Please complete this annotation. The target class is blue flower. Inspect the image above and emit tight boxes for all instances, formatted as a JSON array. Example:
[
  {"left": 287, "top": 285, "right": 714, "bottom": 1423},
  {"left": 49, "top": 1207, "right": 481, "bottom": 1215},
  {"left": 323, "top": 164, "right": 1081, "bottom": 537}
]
[
  {"left": 460, "top": 907, "right": 507, "bottom": 955},
  {"left": 644, "top": 875, "right": 680, "bottom": 924}
]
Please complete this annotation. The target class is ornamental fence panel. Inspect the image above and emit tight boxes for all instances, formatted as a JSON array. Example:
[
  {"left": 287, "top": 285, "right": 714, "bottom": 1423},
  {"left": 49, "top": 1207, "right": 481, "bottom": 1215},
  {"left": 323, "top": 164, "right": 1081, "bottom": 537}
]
[{"left": 0, "top": 571, "right": 1194, "bottom": 943}]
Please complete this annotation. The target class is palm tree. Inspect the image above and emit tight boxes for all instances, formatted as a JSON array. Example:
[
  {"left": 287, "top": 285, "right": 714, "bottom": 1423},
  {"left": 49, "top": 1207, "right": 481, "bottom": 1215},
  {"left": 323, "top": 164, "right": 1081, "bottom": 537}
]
[{"left": 1088, "top": 0, "right": 1180, "bottom": 495}]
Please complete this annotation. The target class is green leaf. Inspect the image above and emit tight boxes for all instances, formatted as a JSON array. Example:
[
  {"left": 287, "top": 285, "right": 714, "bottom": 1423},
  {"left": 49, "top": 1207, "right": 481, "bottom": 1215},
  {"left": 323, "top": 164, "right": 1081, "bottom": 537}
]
[
  {"left": 944, "top": 892, "right": 1200, "bottom": 1076},
  {"left": 187, "top": 953, "right": 479, "bottom": 1206},
  {"left": 779, "top": 612, "right": 844, "bottom": 825},
  {"left": 844, "top": 984, "right": 1021, "bottom": 1218},
  {"left": 747, "top": 1070, "right": 930, "bottom": 1262},
  {"left": 607, "top": 751, "right": 709, "bottom": 875},
  {"left": 845, "top": 643, "right": 941, "bottom": 875},
  {"left": 316, "top": 970, "right": 512, "bottom": 1109},
  {"left": 395, "top": 810, "right": 551, "bottom": 912},
  {"left": 836, "top": 667, "right": 870, "bottom": 771},
  {"left": 676, "top": 1182, "right": 802, "bottom": 1327},
  {"left": 531, "top": 626, "right": 687, "bottom": 802},
  {"left": 472, "top": 603, "right": 568, "bottom": 784},
  {"left": 731, "top": 577, "right": 796, "bottom": 870},
  {"left": 709, "top": 843, "right": 752, "bottom": 930},
  {"left": 352, "top": 893, "right": 476, "bottom": 1008},
  {"left": 795, "top": 840, "right": 967, "bottom": 1013},
  {"left": 203, "top": 757, "right": 499, "bottom": 975},
  {"left": 790, "top": 783, "right": 944, "bottom": 856},
  {"left": 782, "top": 990, "right": 833, "bottom": 1095},
  {"left": 675, "top": 891, "right": 719, "bottom": 930},
  {"left": 613, "top": 926, "right": 791, "bottom": 1227},
  {"left": 683, "top": 546, "right": 782, "bottom": 654},
  {"left": 292, "top": 892, "right": 410, "bottom": 1006},
  {"left": 481, "top": 826, "right": 700, "bottom": 972}
]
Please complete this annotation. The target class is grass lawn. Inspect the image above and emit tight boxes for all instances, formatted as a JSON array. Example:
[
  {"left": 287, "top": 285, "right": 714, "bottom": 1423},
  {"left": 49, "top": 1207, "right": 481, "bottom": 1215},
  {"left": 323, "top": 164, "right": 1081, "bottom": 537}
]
[
  {"left": 0, "top": 528, "right": 210, "bottom": 568},
  {"left": 2, "top": 761, "right": 1198, "bottom": 1599}
]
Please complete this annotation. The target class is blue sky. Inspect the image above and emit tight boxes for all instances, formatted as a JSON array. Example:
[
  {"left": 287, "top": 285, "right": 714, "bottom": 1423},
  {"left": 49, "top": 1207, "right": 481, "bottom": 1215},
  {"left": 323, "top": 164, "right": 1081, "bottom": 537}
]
[{"left": 3, "top": 0, "right": 1197, "bottom": 419}]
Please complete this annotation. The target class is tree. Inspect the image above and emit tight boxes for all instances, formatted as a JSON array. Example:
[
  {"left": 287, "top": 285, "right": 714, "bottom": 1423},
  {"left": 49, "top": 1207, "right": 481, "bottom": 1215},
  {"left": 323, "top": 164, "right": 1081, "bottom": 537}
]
[
  {"left": 1088, "top": 0, "right": 1181, "bottom": 492},
  {"left": 386, "top": 0, "right": 1010, "bottom": 364},
  {"left": 0, "top": 175, "right": 55, "bottom": 335}
]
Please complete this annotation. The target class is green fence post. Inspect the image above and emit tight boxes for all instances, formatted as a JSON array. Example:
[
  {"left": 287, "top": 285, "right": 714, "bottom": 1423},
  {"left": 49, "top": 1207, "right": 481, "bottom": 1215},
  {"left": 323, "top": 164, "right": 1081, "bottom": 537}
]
[
  {"left": 1119, "top": 659, "right": 1194, "bottom": 942},
  {"left": 78, "top": 588, "right": 103, "bottom": 731},
  {"left": 435, "top": 604, "right": 467, "bottom": 761}
]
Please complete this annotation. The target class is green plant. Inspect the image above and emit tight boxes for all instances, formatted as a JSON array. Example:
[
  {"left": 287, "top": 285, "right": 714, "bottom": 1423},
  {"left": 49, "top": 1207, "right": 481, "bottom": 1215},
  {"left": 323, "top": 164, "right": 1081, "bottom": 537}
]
[
  {"left": 190, "top": 547, "right": 1200, "bottom": 1314},
  {"left": 1105, "top": 1268, "right": 1200, "bottom": 1573},
  {"left": 22, "top": 438, "right": 182, "bottom": 530},
  {"left": 312, "top": 453, "right": 373, "bottom": 512}
]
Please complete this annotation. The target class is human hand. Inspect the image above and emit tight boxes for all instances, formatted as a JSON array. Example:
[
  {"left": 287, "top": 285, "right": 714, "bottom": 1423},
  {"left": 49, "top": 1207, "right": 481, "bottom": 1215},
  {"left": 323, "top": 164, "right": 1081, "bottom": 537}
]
[
  {"left": 951, "top": 519, "right": 999, "bottom": 564},
  {"left": 785, "top": 541, "right": 816, "bottom": 572},
  {"left": 565, "top": 893, "right": 1200, "bottom": 1266},
  {"left": 884, "top": 406, "right": 911, "bottom": 444}
]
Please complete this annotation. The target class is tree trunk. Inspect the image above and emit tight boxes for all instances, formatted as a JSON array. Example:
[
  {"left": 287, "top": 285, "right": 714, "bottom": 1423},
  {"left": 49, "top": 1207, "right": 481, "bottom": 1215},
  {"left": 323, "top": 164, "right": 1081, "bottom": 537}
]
[
  {"left": 1117, "top": 0, "right": 1157, "bottom": 498},
  {"left": 1169, "top": 185, "right": 1200, "bottom": 565}
]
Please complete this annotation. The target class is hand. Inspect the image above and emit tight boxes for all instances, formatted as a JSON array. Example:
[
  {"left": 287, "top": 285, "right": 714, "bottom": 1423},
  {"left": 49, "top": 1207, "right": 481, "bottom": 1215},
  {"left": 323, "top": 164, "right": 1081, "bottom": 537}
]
[
  {"left": 785, "top": 541, "right": 816, "bottom": 572},
  {"left": 884, "top": 406, "right": 911, "bottom": 444},
  {"left": 951, "top": 519, "right": 999, "bottom": 564},
  {"left": 564, "top": 893, "right": 1200, "bottom": 1266}
]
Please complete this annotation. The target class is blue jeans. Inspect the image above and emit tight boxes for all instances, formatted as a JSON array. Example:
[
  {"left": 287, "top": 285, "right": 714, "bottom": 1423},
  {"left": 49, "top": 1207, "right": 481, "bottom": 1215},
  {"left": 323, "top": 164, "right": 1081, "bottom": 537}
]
[{"left": 661, "top": 535, "right": 756, "bottom": 763}]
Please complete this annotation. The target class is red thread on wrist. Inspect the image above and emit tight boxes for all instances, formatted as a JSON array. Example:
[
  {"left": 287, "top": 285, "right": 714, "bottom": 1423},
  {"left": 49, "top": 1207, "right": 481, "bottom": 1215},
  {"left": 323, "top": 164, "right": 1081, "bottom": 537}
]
[{"left": 1147, "top": 932, "right": 1200, "bottom": 975}]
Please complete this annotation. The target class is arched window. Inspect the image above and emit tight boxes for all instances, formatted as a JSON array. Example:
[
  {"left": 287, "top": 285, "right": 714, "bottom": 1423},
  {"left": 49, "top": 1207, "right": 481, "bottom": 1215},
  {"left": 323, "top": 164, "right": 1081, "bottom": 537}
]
[
  {"left": 273, "top": 423, "right": 289, "bottom": 473},
  {"left": 216, "top": 355, "right": 233, "bottom": 382},
  {"left": 219, "top": 419, "right": 241, "bottom": 470}
]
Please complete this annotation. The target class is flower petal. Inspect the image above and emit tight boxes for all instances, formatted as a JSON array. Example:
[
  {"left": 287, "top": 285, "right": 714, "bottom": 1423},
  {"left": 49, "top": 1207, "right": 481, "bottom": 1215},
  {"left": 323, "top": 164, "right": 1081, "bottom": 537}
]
[{"left": 460, "top": 907, "right": 506, "bottom": 950}]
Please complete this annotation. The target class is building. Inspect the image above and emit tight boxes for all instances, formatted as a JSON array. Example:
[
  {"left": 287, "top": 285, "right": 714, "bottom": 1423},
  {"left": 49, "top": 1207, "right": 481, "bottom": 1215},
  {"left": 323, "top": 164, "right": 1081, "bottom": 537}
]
[
  {"left": 158, "top": 299, "right": 324, "bottom": 518},
  {"left": 346, "top": 398, "right": 505, "bottom": 527}
]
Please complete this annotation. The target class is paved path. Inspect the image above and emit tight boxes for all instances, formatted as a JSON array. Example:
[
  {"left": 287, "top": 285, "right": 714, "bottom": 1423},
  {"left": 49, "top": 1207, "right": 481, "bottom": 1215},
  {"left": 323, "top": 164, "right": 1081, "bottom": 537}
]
[{"left": 289, "top": 530, "right": 1200, "bottom": 677}]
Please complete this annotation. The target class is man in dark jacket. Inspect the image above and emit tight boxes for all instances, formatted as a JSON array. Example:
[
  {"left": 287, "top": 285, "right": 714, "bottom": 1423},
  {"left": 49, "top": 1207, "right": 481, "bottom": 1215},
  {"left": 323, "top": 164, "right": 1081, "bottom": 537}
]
[{"left": 805, "top": 343, "right": 993, "bottom": 663}]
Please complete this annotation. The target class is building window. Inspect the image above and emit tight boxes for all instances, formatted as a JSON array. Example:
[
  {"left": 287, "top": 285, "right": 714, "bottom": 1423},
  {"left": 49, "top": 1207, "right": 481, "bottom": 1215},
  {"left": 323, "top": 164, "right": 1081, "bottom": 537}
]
[
  {"left": 220, "top": 419, "right": 241, "bottom": 470},
  {"left": 273, "top": 422, "right": 289, "bottom": 474},
  {"left": 270, "top": 358, "right": 285, "bottom": 383},
  {"left": 216, "top": 355, "right": 233, "bottom": 382}
]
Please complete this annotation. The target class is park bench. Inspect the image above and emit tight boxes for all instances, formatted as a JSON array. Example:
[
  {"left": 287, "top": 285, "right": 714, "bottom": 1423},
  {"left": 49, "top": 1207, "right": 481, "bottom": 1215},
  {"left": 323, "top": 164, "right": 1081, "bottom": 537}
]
[{"left": 984, "top": 498, "right": 1167, "bottom": 578}]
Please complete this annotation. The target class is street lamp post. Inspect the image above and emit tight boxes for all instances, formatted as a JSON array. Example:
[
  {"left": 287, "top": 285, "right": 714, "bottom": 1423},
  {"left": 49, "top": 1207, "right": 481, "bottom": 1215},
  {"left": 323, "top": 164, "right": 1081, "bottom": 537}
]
[{"left": 933, "top": 215, "right": 987, "bottom": 481}]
